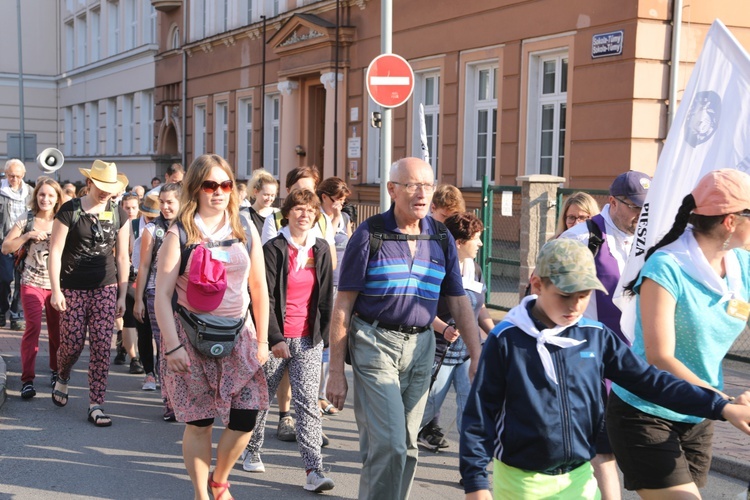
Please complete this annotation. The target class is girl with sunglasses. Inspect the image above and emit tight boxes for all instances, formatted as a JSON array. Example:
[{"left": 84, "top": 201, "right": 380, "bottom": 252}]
[
  {"left": 154, "top": 154, "right": 269, "bottom": 500},
  {"left": 48, "top": 160, "right": 131, "bottom": 427}
]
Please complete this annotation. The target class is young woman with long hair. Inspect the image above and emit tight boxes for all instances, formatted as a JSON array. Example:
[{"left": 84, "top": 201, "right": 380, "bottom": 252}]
[
  {"left": 154, "top": 154, "right": 269, "bottom": 500},
  {"left": 2, "top": 177, "right": 63, "bottom": 399}
]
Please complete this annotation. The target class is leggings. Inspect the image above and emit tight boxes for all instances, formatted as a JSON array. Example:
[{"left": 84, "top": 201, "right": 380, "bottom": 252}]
[
  {"left": 246, "top": 336, "right": 324, "bottom": 471},
  {"left": 187, "top": 408, "right": 259, "bottom": 432},
  {"left": 20, "top": 285, "right": 60, "bottom": 383},
  {"left": 56, "top": 285, "right": 117, "bottom": 405},
  {"left": 145, "top": 288, "right": 171, "bottom": 407}
]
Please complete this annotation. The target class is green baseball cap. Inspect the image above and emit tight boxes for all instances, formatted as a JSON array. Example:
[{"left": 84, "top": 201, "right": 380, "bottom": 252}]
[{"left": 535, "top": 239, "right": 608, "bottom": 294}]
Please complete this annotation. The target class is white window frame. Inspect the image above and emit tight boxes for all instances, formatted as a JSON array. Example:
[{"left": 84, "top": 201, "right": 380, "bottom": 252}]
[
  {"left": 214, "top": 101, "right": 229, "bottom": 159},
  {"left": 65, "top": 21, "right": 75, "bottom": 70},
  {"left": 245, "top": 0, "right": 258, "bottom": 25},
  {"left": 106, "top": 97, "right": 118, "bottom": 155},
  {"left": 194, "top": 103, "right": 207, "bottom": 157},
  {"left": 90, "top": 8, "right": 101, "bottom": 61},
  {"left": 170, "top": 26, "right": 181, "bottom": 49},
  {"left": 124, "top": 0, "right": 137, "bottom": 50},
  {"left": 217, "top": 0, "right": 229, "bottom": 32},
  {"left": 237, "top": 97, "right": 253, "bottom": 179},
  {"left": 76, "top": 15, "right": 87, "bottom": 67},
  {"left": 191, "top": 0, "right": 211, "bottom": 40},
  {"left": 463, "top": 63, "right": 498, "bottom": 187},
  {"left": 142, "top": 0, "right": 156, "bottom": 44},
  {"left": 75, "top": 104, "right": 85, "bottom": 156},
  {"left": 63, "top": 107, "right": 73, "bottom": 156},
  {"left": 263, "top": 94, "right": 280, "bottom": 177},
  {"left": 526, "top": 50, "right": 568, "bottom": 177},
  {"left": 140, "top": 91, "right": 154, "bottom": 154},
  {"left": 108, "top": 0, "right": 120, "bottom": 56},
  {"left": 122, "top": 94, "right": 134, "bottom": 154},
  {"left": 88, "top": 101, "right": 99, "bottom": 155},
  {"left": 366, "top": 95, "right": 382, "bottom": 184},
  {"left": 412, "top": 71, "right": 440, "bottom": 177}
]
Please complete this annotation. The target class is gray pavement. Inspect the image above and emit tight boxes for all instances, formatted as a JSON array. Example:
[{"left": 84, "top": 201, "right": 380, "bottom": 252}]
[{"left": 1, "top": 326, "right": 750, "bottom": 499}]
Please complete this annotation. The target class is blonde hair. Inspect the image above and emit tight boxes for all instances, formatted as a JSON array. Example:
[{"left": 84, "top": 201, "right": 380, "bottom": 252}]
[
  {"left": 249, "top": 168, "right": 279, "bottom": 193},
  {"left": 177, "top": 154, "right": 246, "bottom": 245},
  {"left": 555, "top": 192, "right": 601, "bottom": 236}
]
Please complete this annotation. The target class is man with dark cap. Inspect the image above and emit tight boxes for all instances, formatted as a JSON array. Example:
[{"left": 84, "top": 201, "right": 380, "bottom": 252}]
[{"left": 558, "top": 170, "right": 651, "bottom": 500}]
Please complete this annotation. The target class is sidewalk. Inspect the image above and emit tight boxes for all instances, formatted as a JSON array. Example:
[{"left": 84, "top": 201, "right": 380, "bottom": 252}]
[{"left": 2, "top": 320, "right": 750, "bottom": 487}]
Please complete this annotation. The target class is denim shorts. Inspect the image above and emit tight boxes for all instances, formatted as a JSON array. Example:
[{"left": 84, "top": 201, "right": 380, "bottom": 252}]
[{"left": 606, "top": 392, "right": 714, "bottom": 490}]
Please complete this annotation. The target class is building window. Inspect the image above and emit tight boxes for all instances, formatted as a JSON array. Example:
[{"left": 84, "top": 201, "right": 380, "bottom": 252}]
[
  {"left": 106, "top": 97, "right": 118, "bottom": 155},
  {"left": 140, "top": 91, "right": 154, "bottom": 154},
  {"left": 108, "top": 0, "right": 120, "bottom": 56},
  {"left": 264, "top": 94, "right": 280, "bottom": 177},
  {"left": 76, "top": 15, "right": 87, "bottom": 67},
  {"left": 464, "top": 64, "right": 497, "bottom": 186},
  {"left": 366, "top": 95, "right": 382, "bottom": 183},
  {"left": 194, "top": 104, "right": 207, "bottom": 157},
  {"left": 412, "top": 71, "right": 440, "bottom": 176},
  {"left": 215, "top": 101, "right": 229, "bottom": 159},
  {"left": 91, "top": 8, "right": 101, "bottom": 61},
  {"left": 237, "top": 98, "right": 253, "bottom": 179},
  {"left": 63, "top": 107, "right": 73, "bottom": 156},
  {"left": 143, "top": 0, "right": 156, "bottom": 44},
  {"left": 88, "top": 101, "right": 99, "bottom": 155},
  {"left": 191, "top": 0, "right": 210, "bottom": 40},
  {"left": 124, "top": 0, "right": 137, "bottom": 49},
  {"left": 170, "top": 26, "right": 181, "bottom": 49},
  {"left": 527, "top": 53, "right": 568, "bottom": 177},
  {"left": 218, "top": 0, "right": 229, "bottom": 32},
  {"left": 65, "top": 21, "right": 74, "bottom": 70},
  {"left": 122, "top": 94, "right": 134, "bottom": 154},
  {"left": 75, "top": 105, "right": 85, "bottom": 156},
  {"left": 245, "top": 0, "right": 257, "bottom": 25}
]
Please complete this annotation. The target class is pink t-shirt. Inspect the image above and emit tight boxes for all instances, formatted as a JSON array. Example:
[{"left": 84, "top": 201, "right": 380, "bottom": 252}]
[{"left": 283, "top": 246, "right": 316, "bottom": 338}]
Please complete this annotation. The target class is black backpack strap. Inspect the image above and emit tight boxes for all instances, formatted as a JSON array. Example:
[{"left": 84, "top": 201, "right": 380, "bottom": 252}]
[
  {"left": 22, "top": 211, "right": 34, "bottom": 234},
  {"left": 176, "top": 220, "right": 197, "bottom": 276},
  {"left": 586, "top": 219, "right": 604, "bottom": 257},
  {"left": 368, "top": 213, "right": 450, "bottom": 260},
  {"left": 367, "top": 213, "right": 387, "bottom": 260}
]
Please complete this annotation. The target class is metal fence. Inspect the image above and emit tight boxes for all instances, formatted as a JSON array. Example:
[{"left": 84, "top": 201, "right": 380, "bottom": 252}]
[{"left": 479, "top": 178, "right": 522, "bottom": 311}]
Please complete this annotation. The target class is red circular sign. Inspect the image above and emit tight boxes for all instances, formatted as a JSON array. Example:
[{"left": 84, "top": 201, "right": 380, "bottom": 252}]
[{"left": 366, "top": 54, "right": 415, "bottom": 108}]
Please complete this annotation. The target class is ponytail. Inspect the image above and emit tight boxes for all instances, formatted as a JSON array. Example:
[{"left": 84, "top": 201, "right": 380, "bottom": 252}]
[{"left": 624, "top": 193, "right": 696, "bottom": 296}]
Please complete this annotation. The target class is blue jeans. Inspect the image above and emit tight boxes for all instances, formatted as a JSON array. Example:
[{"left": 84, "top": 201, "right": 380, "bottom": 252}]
[
  {"left": 349, "top": 315, "right": 435, "bottom": 500},
  {"left": 420, "top": 358, "right": 471, "bottom": 432},
  {"left": 0, "top": 253, "right": 23, "bottom": 320}
]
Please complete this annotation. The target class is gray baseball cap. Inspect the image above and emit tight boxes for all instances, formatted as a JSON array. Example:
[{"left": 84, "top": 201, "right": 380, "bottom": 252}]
[{"left": 536, "top": 239, "right": 607, "bottom": 294}]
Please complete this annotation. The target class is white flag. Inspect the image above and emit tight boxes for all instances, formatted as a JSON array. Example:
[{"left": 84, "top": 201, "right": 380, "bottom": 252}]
[
  {"left": 616, "top": 19, "right": 750, "bottom": 342},
  {"left": 419, "top": 103, "right": 430, "bottom": 164}
]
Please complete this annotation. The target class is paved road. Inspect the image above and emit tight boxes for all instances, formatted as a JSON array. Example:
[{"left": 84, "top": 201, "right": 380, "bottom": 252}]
[{"left": 1, "top": 350, "right": 749, "bottom": 499}]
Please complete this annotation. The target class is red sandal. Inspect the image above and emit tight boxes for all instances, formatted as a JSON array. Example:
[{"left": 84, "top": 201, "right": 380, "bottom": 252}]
[{"left": 208, "top": 472, "right": 234, "bottom": 500}]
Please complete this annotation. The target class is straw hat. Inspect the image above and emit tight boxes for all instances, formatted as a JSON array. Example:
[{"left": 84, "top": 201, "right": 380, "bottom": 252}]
[
  {"left": 140, "top": 193, "right": 161, "bottom": 217},
  {"left": 79, "top": 160, "right": 129, "bottom": 194}
]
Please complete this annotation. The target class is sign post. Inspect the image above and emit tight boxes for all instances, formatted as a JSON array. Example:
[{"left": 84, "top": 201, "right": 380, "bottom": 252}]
[
  {"left": 379, "top": 0, "right": 392, "bottom": 213},
  {"left": 367, "top": 51, "right": 415, "bottom": 211}
]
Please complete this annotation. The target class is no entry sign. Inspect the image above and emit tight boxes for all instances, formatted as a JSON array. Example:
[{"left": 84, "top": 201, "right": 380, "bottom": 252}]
[{"left": 366, "top": 54, "right": 415, "bottom": 108}]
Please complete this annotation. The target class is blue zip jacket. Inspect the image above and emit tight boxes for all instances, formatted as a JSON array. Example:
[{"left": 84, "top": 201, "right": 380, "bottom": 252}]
[{"left": 459, "top": 299, "right": 730, "bottom": 494}]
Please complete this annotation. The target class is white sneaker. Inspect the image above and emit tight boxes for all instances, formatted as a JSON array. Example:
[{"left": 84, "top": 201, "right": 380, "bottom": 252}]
[
  {"left": 242, "top": 452, "right": 265, "bottom": 473},
  {"left": 142, "top": 373, "right": 157, "bottom": 391},
  {"left": 304, "top": 470, "right": 334, "bottom": 492}
]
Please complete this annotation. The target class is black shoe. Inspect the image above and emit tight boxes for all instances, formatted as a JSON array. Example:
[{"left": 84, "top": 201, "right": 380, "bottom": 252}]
[
  {"left": 129, "top": 357, "right": 145, "bottom": 374},
  {"left": 418, "top": 423, "right": 449, "bottom": 451},
  {"left": 10, "top": 320, "right": 25, "bottom": 331},
  {"left": 21, "top": 381, "right": 36, "bottom": 399},
  {"left": 0, "top": 316, "right": 6, "bottom": 327},
  {"left": 113, "top": 347, "right": 127, "bottom": 365}
]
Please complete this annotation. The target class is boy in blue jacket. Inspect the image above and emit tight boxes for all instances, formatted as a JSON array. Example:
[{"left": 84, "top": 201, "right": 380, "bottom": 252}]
[{"left": 460, "top": 238, "right": 750, "bottom": 499}]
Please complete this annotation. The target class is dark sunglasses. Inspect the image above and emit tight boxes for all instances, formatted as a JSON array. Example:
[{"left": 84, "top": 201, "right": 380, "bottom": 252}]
[{"left": 201, "top": 180, "right": 234, "bottom": 194}]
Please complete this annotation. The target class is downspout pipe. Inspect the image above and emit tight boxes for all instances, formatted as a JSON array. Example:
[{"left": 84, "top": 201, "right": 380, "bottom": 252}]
[
  {"left": 668, "top": 0, "right": 683, "bottom": 129},
  {"left": 181, "top": 3, "right": 187, "bottom": 167}
]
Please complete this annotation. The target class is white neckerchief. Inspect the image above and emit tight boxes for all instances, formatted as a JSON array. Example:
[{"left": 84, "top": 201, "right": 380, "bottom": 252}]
[
  {"left": 0, "top": 179, "right": 29, "bottom": 201},
  {"left": 279, "top": 226, "right": 316, "bottom": 272},
  {"left": 461, "top": 257, "right": 484, "bottom": 294},
  {"left": 504, "top": 296, "right": 587, "bottom": 385},
  {"left": 194, "top": 212, "right": 233, "bottom": 242},
  {"left": 657, "top": 227, "right": 742, "bottom": 303}
]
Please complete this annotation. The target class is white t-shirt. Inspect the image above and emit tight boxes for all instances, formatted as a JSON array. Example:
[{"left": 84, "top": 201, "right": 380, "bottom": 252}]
[{"left": 260, "top": 210, "right": 335, "bottom": 245}]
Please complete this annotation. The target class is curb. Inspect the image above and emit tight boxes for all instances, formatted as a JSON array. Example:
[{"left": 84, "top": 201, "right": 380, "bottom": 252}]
[
  {"left": 0, "top": 355, "right": 7, "bottom": 410},
  {"left": 711, "top": 454, "right": 750, "bottom": 483}
]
